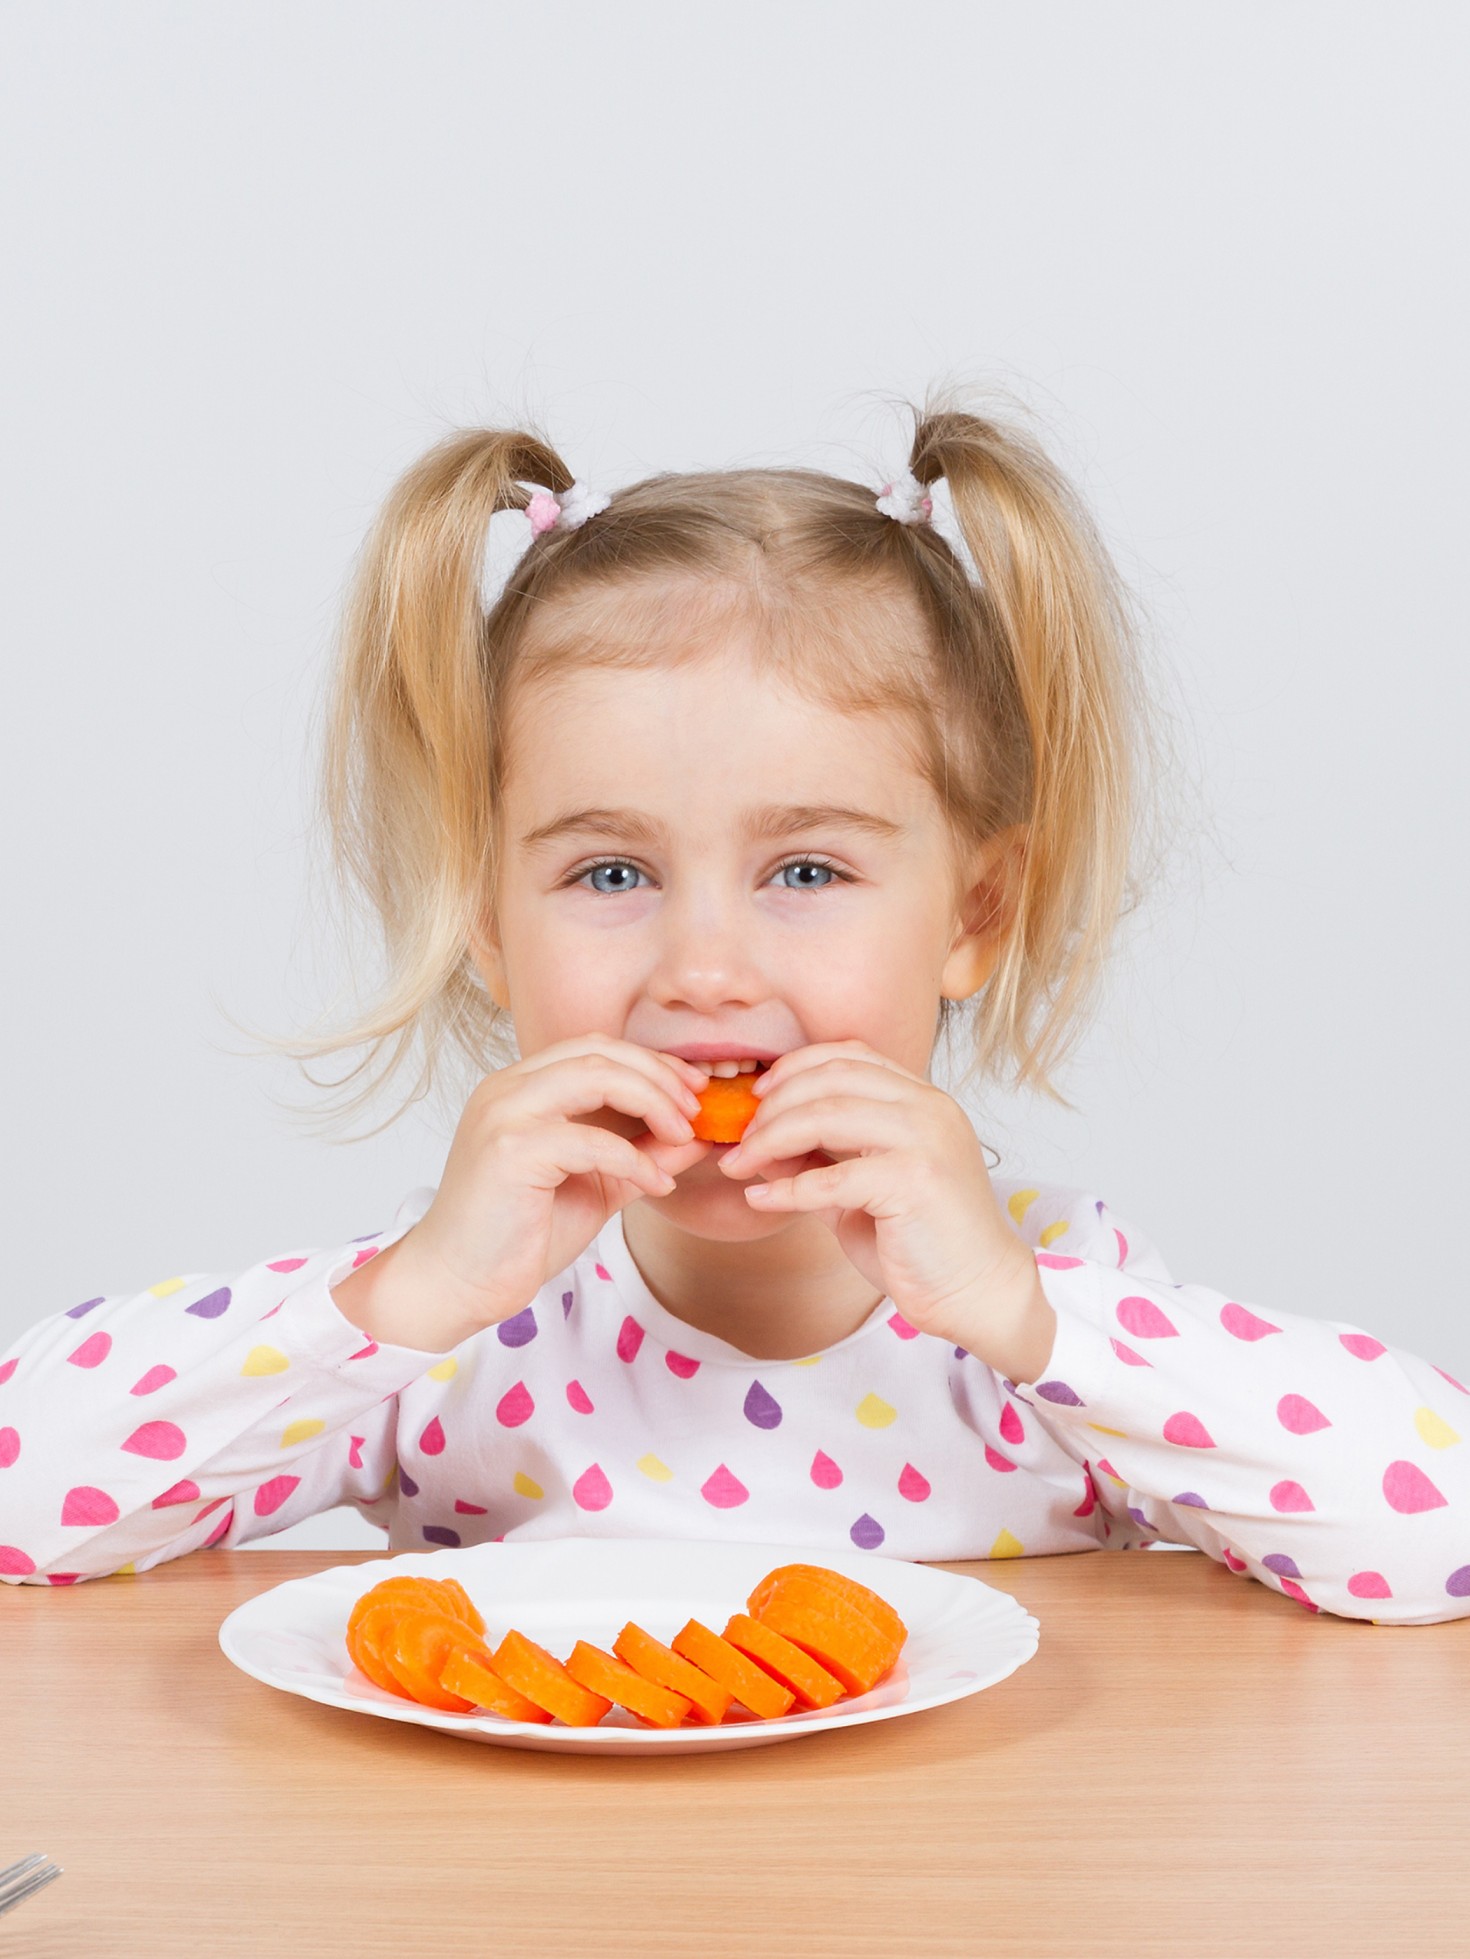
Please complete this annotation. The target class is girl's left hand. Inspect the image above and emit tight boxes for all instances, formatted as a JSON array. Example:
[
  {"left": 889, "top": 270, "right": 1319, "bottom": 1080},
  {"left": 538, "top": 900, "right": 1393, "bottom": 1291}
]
[{"left": 719, "top": 1039, "right": 1048, "bottom": 1356}]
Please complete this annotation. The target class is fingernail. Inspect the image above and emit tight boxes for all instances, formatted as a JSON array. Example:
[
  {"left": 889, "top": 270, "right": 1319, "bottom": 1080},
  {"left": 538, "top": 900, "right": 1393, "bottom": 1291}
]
[{"left": 723, "top": 1145, "right": 743, "bottom": 1165}]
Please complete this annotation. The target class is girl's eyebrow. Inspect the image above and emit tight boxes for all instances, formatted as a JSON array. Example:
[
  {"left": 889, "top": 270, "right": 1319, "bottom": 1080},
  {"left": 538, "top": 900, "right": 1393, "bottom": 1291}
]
[{"left": 520, "top": 803, "right": 906, "bottom": 852}]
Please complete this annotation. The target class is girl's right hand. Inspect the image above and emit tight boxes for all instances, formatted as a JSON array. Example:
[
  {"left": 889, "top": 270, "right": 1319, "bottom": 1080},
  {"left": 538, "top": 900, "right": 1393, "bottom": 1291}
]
[{"left": 396, "top": 1035, "right": 714, "bottom": 1333}]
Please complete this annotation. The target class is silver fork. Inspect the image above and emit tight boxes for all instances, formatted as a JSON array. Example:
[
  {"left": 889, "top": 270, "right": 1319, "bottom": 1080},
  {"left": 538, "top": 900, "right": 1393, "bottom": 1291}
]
[{"left": 0, "top": 1853, "right": 63, "bottom": 1918}]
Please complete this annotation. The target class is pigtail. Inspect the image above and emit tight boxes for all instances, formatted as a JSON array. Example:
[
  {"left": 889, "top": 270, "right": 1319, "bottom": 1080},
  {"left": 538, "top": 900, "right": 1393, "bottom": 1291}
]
[{"left": 908, "top": 404, "right": 1148, "bottom": 1101}]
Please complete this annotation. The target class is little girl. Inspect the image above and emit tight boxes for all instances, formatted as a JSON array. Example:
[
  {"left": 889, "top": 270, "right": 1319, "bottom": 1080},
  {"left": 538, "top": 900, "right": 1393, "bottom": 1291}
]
[{"left": 3, "top": 397, "right": 1465, "bottom": 1625}]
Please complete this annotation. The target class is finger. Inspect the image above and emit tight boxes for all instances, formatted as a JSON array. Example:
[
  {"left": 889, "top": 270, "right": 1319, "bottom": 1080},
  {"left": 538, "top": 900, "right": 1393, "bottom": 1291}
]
[
  {"left": 531, "top": 1121, "right": 682, "bottom": 1196},
  {"left": 721, "top": 1095, "right": 913, "bottom": 1178},
  {"left": 752, "top": 1043, "right": 926, "bottom": 1102},
  {"left": 514, "top": 1049, "right": 704, "bottom": 1146},
  {"left": 744, "top": 1152, "right": 897, "bottom": 1214},
  {"left": 511, "top": 1032, "right": 710, "bottom": 1103}
]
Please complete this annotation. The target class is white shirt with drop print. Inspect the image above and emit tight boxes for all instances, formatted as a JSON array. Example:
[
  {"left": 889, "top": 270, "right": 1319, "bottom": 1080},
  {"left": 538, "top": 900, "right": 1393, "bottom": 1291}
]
[{"left": 2, "top": 1175, "right": 1467, "bottom": 1625}]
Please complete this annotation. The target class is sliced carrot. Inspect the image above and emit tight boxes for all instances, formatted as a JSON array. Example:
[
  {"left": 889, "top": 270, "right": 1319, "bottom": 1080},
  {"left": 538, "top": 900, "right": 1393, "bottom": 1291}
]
[
  {"left": 753, "top": 1576, "right": 900, "bottom": 1695},
  {"left": 347, "top": 1605, "right": 419, "bottom": 1701},
  {"left": 670, "top": 1617, "right": 796, "bottom": 1720},
  {"left": 491, "top": 1628, "right": 613, "bottom": 1726},
  {"left": 722, "top": 1613, "right": 846, "bottom": 1710},
  {"left": 348, "top": 1576, "right": 478, "bottom": 1645},
  {"left": 613, "top": 1621, "right": 733, "bottom": 1725},
  {"left": 435, "top": 1577, "right": 486, "bottom": 1637},
  {"left": 747, "top": 1563, "right": 908, "bottom": 1651},
  {"left": 440, "top": 1644, "right": 554, "bottom": 1723},
  {"left": 564, "top": 1640, "right": 693, "bottom": 1729},
  {"left": 367, "top": 1606, "right": 478, "bottom": 1713},
  {"left": 690, "top": 1074, "right": 762, "bottom": 1143}
]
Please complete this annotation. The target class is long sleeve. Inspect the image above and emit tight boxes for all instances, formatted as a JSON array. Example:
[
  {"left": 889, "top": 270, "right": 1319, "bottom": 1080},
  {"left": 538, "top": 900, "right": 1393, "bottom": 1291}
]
[
  {"left": 1002, "top": 1187, "right": 1470, "bottom": 1625},
  {"left": 0, "top": 1187, "right": 452, "bottom": 1585}
]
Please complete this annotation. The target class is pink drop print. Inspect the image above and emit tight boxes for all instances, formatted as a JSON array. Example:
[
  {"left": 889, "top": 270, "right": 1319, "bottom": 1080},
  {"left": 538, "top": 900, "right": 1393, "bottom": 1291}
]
[
  {"left": 1116, "top": 1296, "right": 1178, "bottom": 1339},
  {"left": 67, "top": 1331, "right": 112, "bottom": 1369},
  {"left": 1221, "top": 1301, "right": 1280, "bottom": 1342},
  {"left": 152, "top": 1479, "right": 201, "bottom": 1509},
  {"left": 0, "top": 1546, "right": 36, "bottom": 1576},
  {"left": 121, "top": 1421, "right": 186, "bottom": 1461},
  {"left": 455, "top": 1499, "right": 488, "bottom": 1514},
  {"left": 204, "top": 1507, "right": 234, "bottom": 1547},
  {"left": 0, "top": 1357, "right": 18, "bottom": 1386},
  {"left": 1433, "top": 1364, "right": 1468, "bottom": 1395},
  {"left": 887, "top": 1311, "right": 920, "bottom": 1340},
  {"left": 348, "top": 1435, "right": 364, "bottom": 1469},
  {"left": 1268, "top": 1480, "right": 1316, "bottom": 1514},
  {"left": 573, "top": 1463, "right": 614, "bottom": 1511},
  {"left": 254, "top": 1475, "right": 300, "bottom": 1517},
  {"left": 702, "top": 1464, "right": 749, "bottom": 1508},
  {"left": 1109, "top": 1338, "right": 1151, "bottom": 1368},
  {"left": 1278, "top": 1394, "right": 1331, "bottom": 1435},
  {"left": 566, "top": 1379, "right": 595, "bottom": 1414},
  {"left": 0, "top": 1427, "right": 17, "bottom": 1469},
  {"left": 1162, "top": 1412, "right": 1216, "bottom": 1449},
  {"left": 998, "top": 1401, "right": 1025, "bottom": 1446},
  {"left": 61, "top": 1486, "right": 120, "bottom": 1527},
  {"left": 496, "top": 1382, "right": 534, "bottom": 1428},
  {"left": 811, "top": 1449, "right": 843, "bottom": 1489},
  {"left": 983, "top": 1444, "right": 1017, "bottom": 1475},
  {"left": 267, "top": 1256, "right": 309, "bottom": 1273},
  {"left": 1036, "top": 1253, "right": 1083, "bottom": 1269},
  {"left": 595, "top": 1262, "right": 612, "bottom": 1282},
  {"left": 897, "top": 1462, "right": 931, "bottom": 1502},
  {"left": 1113, "top": 1226, "right": 1129, "bottom": 1266},
  {"left": 1347, "top": 1570, "right": 1393, "bottom": 1600},
  {"left": 130, "top": 1365, "right": 176, "bottom": 1396},
  {"left": 1221, "top": 1547, "right": 1249, "bottom": 1572},
  {"left": 616, "top": 1315, "right": 644, "bottom": 1363},
  {"left": 1340, "top": 1331, "right": 1387, "bottom": 1362},
  {"left": 666, "top": 1351, "right": 701, "bottom": 1379},
  {"left": 1383, "top": 1460, "right": 1447, "bottom": 1514},
  {"left": 419, "top": 1416, "right": 447, "bottom": 1456}
]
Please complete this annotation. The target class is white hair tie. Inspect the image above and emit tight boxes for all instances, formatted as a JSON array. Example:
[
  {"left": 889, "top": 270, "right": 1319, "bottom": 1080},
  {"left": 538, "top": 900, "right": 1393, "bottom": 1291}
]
[
  {"left": 525, "top": 479, "right": 611, "bottom": 536},
  {"left": 875, "top": 467, "right": 934, "bottom": 525}
]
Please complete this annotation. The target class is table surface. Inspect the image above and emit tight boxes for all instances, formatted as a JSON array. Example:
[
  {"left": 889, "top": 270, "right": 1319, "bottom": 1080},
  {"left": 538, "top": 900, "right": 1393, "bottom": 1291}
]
[{"left": 4, "top": 1544, "right": 1466, "bottom": 1958}]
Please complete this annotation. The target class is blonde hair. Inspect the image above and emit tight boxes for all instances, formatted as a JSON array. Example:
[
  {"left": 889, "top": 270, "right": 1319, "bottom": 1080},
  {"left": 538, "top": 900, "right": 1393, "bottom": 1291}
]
[{"left": 231, "top": 384, "right": 1188, "bottom": 1141}]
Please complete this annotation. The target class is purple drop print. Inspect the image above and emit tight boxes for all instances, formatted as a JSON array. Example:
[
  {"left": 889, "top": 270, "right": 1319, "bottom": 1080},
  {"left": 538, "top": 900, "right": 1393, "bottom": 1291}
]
[
  {"left": 1036, "top": 1380, "right": 1084, "bottom": 1406},
  {"left": 67, "top": 1297, "right": 105, "bottom": 1320},
  {"left": 562, "top": 1289, "right": 574, "bottom": 1319},
  {"left": 743, "top": 1380, "right": 782, "bottom": 1429},
  {"left": 423, "top": 1526, "right": 462, "bottom": 1547},
  {"left": 186, "top": 1288, "right": 232, "bottom": 1320},
  {"left": 399, "top": 1468, "right": 420, "bottom": 1498},
  {"left": 1262, "top": 1553, "right": 1301, "bottom": 1580},
  {"left": 1447, "top": 1567, "right": 1470, "bottom": 1598},
  {"left": 1172, "top": 1491, "right": 1209, "bottom": 1508},
  {"left": 497, "top": 1306, "right": 538, "bottom": 1348},
  {"left": 850, "top": 1513, "right": 885, "bottom": 1550}
]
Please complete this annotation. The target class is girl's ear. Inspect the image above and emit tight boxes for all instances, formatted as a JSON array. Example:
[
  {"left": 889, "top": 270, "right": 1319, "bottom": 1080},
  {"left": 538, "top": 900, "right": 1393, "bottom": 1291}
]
[
  {"left": 940, "top": 826, "right": 1027, "bottom": 1001},
  {"left": 469, "top": 916, "right": 512, "bottom": 1010}
]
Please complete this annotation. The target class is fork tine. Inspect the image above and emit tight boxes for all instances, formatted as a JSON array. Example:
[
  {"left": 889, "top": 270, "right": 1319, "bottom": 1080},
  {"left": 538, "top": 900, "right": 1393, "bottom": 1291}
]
[
  {"left": 0, "top": 1859, "right": 62, "bottom": 1918},
  {"left": 0, "top": 1855, "right": 46, "bottom": 1884}
]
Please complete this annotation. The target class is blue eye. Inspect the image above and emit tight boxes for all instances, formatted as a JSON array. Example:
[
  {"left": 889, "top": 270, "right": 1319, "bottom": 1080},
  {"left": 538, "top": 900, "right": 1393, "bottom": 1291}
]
[{"left": 563, "top": 855, "right": 853, "bottom": 895}]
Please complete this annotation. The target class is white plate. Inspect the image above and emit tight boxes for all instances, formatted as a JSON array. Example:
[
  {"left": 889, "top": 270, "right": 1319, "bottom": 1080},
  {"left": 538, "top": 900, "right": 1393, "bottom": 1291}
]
[{"left": 218, "top": 1536, "right": 1040, "bottom": 1755}]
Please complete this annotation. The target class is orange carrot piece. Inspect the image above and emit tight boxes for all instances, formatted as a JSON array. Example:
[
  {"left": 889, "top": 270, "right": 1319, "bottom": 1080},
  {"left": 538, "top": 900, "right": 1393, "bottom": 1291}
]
[
  {"left": 435, "top": 1577, "right": 486, "bottom": 1637},
  {"left": 366, "top": 1606, "right": 478, "bottom": 1713},
  {"left": 347, "top": 1606, "right": 418, "bottom": 1701},
  {"left": 348, "top": 1576, "right": 478, "bottom": 1644},
  {"left": 722, "top": 1613, "right": 846, "bottom": 1710},
  {"left": 670, "top": 1617, "right": 796, "bottom": 1720},
  {"left": 690, "top": 1075, "right": 762, "bottom": 1143},
  {"left": 440, "top": 1644, "right": 554, "bottom": 1723},
  {"left": 753, "top": 1577, "right": 899, "bottom": 1695},
  {"left": 492, "top": 1628, "right": 613, "bottom": 1726},
  {"left": 747, "top": 1563, "right": 908, "bottom": 1651},
  {"left": 613, "top": 1622, "right": 733, "bottom": 1725},
  {"left": 565, "top": 1640, "right": 694, "bottom": 1729}
]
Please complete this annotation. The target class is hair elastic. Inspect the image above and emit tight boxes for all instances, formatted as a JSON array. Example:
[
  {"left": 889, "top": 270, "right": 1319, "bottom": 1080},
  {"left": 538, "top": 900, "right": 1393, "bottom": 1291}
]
[
  {"left": 524, "top": 480, "right": 612, "bottom": 536},
  {"left": 875, "top": 467, "right": 934, "bottom": 525}
]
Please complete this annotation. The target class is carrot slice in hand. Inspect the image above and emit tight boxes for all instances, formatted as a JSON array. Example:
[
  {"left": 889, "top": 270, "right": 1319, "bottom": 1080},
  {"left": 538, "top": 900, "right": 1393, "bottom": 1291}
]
[
  {"left": 440, "top": 1644, "right": 554, "bottom": 1722},
  {"left": 492, "top": 1628, "right": 613, "bottom": 1726},
  {"left": 565, "top": 1640, "right": 693, "bottom": 1729},
  {"left": 753, "top": 1576, "right": 900, "bottom": 1696},
  {"left": 614, "top": 1622, "right": 733, "bottom": 1725},
  {"left": 690, "top": 1075, "right": 762, "bottom": 1143},
  {"left": 722, "top": 1613, "right": 846, "bottom": 1709},
  {"left": 746, "top": 1564, "right": 908, "bottom": 1652},
  {"left": 670, "top": 1618, "right": 796, "bottom": 1719}
]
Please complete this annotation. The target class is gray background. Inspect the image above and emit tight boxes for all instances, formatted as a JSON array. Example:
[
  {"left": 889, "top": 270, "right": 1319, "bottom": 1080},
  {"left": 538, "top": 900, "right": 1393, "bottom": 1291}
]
[{"left": 3, "top": 3, "right": 1465, "bottom": 1551}]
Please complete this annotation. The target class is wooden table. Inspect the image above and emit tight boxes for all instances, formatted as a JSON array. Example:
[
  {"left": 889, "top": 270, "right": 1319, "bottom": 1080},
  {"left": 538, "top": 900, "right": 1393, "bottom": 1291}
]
[{"left": 4, "top": 1546, "right": 1466, "bottom": 1957}]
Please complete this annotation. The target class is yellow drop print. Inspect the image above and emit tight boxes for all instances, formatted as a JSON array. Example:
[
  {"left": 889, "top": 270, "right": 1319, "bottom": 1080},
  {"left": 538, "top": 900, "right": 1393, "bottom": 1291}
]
[
  {"left": 990, "top": 1529, "right": 1024, "bottom": 1559},
  {"left": 513, "top": 1471, "right": 544, "bottom": 1500},
  {"left": 1414, "top": 1407, "right": 1462, "bottom": 1450},
  {"left": 856, "top": 1392, "right": 897, "bottom": 1428},
  {"left": 112, "top": 1563, "right": 137, "bottom": 1578},
  {"left": 427, "top": 1356, "right": 458, "bottom": 1382},
  {"left": 791, "top": 1355, "right": 822, "bottom": 1367},
  {"left": 149, "top": 1277, "right": 187, "bottom": 1299},
  {"left": 241, "top": 1345, "right": 290, "bottom": 1376},
  {"left": 1039, "top": 1221, "right": 1071, "bottom": 1248},
  {"left": 637, "top": 1454, "right": 674, "bottom": 1482},
  {"left": 1007, "top": 1189, "right": 1040, "bottom": 1226},
  {"left": 280, "top": 1418, "right": 325, "bottom": 1449},
  {"left": 1087, "top": 1423, "right": 1130, "bottom": 1439},
  {"left": 379, "top": 1463, "right": 398, "bottom": 1495}
]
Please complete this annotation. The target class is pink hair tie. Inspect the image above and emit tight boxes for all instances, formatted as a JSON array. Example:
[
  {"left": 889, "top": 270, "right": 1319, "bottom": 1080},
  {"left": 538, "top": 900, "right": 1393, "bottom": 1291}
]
[{"left": 525, "top": 480, "right": 611, "bottom": 537}]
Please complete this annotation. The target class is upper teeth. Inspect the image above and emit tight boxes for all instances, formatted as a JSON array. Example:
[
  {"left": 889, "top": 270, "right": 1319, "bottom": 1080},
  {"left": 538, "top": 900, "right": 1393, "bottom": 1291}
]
[{"left": 704, "top": 1058, "right": 765, "bottom": 1076}]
